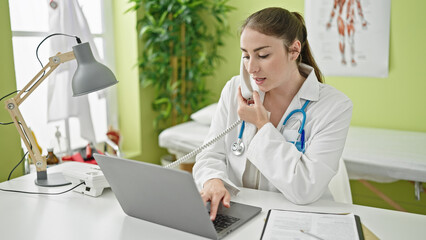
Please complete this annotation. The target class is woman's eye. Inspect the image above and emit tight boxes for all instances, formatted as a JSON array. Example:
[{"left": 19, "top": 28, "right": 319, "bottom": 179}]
[
  {"left": 259, "top": 54, "right": 269, "bottom": 59},
  {"left": 242, "top": 55, "right": 250, "bottom": 60}
]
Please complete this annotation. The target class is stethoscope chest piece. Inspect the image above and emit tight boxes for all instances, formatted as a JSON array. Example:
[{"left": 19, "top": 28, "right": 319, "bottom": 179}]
[
  {"left": 232, "top": 100, "right": 311, "bottom": 155},
  {"left": 231, "top": 139, "right": 245, "bottom": 156}
]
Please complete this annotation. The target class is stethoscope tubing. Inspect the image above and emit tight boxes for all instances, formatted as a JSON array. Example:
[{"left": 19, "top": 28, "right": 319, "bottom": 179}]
[
  {"left": 238, "top": 120, "right": 245, "bottom": 139},
  {"left": 232, "top": 100, "right": 310, "bottom": 155},
  {"left": 283, "top": 109, "right": 306, "bottom": 135}
]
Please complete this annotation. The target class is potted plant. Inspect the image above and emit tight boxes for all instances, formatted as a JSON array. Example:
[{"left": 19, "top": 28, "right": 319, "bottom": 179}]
[{"left": 129, "top": 0, "right": 234, "bottom": 130}]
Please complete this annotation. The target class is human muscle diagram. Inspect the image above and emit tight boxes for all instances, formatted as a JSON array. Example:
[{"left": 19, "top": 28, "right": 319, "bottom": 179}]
[
  {"left": 305, "top": 0, "right": 390, "bottom": 77},
  {"left": 326, "top": 0, "right": 367, "bottom": 66}
]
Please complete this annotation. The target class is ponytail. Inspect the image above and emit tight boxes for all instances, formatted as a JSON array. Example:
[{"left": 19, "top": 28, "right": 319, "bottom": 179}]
[
  {"left": 241, "top": 8, "right": 324, "bottom": 83},
  {"left": 291, "top": 12, "right": 324, "bottom": 83}
]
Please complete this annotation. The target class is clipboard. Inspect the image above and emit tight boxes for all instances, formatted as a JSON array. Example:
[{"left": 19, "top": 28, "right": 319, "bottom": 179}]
[{"left": 260, "top": 209, "right": 365, "bottom": 240}]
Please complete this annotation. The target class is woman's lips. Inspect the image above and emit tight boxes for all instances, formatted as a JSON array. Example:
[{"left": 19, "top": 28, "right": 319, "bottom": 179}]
[{"left": 253, "top": 77, "right": 266, "bottom": 85}]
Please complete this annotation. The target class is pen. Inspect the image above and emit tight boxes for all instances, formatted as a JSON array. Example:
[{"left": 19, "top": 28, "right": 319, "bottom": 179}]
[{"left": 300, "top": 230, "right": 325, "bottom": 240}]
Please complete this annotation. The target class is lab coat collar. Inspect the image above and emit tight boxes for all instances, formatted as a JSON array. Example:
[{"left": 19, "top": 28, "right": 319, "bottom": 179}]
[{"left": 297, "top": 63, "right": 320, "bottom": 102}]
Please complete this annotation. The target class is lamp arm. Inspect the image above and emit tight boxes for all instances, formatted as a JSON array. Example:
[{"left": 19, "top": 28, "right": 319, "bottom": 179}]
[
  {"left": 14, "top": 51, "right": 75, "bottom": 106},
  {"left": 4, "top": 51, "right": 75, "bottom": 177}
]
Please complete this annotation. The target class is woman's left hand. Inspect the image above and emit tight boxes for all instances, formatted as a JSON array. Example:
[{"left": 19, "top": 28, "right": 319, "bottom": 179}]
[{"left": 237, "top": 86, "right": 269, "bottom": 129}]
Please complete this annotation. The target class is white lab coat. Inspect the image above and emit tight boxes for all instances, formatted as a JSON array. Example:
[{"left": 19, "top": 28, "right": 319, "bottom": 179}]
[
  {"left": 192, "top": 64, "right": 353, "bottom": 204},
  {"left": 48, "top": 0, "right": 98, "bottom": 142}
]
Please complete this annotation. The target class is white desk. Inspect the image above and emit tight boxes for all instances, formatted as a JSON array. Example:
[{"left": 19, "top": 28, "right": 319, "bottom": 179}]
[{"left": 1, "top": 163, "right": 425, "bottom": 240}]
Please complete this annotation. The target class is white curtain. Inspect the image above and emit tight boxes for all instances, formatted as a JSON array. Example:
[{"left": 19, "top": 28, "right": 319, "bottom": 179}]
[{"left": 47, "top": 0, "right": 99, "bottom": 143}]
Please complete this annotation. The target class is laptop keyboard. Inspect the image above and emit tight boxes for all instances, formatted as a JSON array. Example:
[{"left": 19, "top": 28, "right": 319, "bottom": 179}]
[{"left": 212, "top": 214, "right": 240, "bottom": 233}]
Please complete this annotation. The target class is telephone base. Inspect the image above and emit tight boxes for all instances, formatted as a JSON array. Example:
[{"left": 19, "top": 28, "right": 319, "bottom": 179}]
[{"left": 62, "top": 162, "right": 110, "bottom": 197}]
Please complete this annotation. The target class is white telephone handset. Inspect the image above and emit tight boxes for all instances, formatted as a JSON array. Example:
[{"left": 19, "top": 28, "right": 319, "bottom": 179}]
[
  {"left": 240, "top": 56, "right": 260, "bottom": 101},
  {"left": 165, "top": 56, "right": 255, "bottom": 168}
]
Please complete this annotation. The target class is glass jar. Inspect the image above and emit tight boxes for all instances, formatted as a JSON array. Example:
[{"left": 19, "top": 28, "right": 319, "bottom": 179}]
[{"left": 46, "top": 148, "right": 59, "bottom": 165}]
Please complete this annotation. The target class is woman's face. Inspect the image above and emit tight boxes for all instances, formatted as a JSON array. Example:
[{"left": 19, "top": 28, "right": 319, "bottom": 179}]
[{"left": 240, "top": 27, "right": 299, "bottom": 94}]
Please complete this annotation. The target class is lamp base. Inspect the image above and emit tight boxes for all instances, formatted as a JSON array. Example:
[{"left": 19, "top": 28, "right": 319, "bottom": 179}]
[{"left": 35, "top": 172, "right": 71, "bottom": 187}]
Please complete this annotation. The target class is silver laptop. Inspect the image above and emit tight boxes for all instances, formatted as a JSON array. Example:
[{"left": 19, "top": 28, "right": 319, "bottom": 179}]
[{"left": 94, "top": 154, "right": 261, "bottom": 239}]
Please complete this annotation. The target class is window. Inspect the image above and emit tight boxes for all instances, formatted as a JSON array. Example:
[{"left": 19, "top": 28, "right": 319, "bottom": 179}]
[{"left": 8, "top": 0, "right": 116, "bottom": 155}]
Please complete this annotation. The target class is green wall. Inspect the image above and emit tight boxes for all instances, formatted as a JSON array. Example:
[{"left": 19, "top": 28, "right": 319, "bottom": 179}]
[
  {"left": 324, "top": 0, "right": 426, "bottom": 131},
  {"left": 113, "top": 0, "right": 142, "bottom": 159},
  {"left": 130, "top": 0, "right": 426, "bottom": 164},
  {"left": 208, "top": 0, "right": 426, "bottom": 132},
  {"left": 0, "top": 1, "right": 24, "bottom": 182},
  {"left": 3, "top": 0, "right": 424, "bottom": 177},
  {"left": 113, "top": 1, "right": 166, "bottom": 164}
]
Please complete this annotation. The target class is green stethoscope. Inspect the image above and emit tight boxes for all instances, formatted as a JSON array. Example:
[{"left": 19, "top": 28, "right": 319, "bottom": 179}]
[{"left": 231, "top": 100, "right": 310, "bottom": 155}]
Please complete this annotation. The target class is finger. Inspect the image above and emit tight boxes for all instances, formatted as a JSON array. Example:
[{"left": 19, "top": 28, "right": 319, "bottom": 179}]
[
  {"left": 237, "top": 86, "right": 246, "bottom": 104},
  {"left": 200, "top": 191, "right": 210, "bottom": 206},
  {"left": 237, "top": 87, "right": 250, "bottom": 120},
  {"left": 238, "top": 86, "right": 254, "bottom": 105},
  {"left": 222, "top": 190, "right": 231, "bottom": 208},
  {"left": 209, "top": 195, "right": 221, "bottom": 221},
  {"left": 252, "top": 90, "right": 261, "bottom": 105}
]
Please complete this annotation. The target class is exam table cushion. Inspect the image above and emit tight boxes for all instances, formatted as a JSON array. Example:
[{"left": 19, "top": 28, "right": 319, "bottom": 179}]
[
  {"left": 159, "top": 103, "right": 216, "bottom": 153},
  {"left": 190, "top": 103, "right": 217, "bottom": 125},
  {"left": 159, "top": 121, "right": 209, "bottom": 154}
]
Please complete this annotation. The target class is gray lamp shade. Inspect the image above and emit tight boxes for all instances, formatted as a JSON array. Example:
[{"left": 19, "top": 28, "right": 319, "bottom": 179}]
[{"left": 72, "top": 42, "right": 118, "bottom": 96}]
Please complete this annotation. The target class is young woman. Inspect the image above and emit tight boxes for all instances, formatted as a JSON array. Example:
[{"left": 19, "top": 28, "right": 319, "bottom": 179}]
[{"left": 193, "top": 7, "right": 352, "bottom": 220}]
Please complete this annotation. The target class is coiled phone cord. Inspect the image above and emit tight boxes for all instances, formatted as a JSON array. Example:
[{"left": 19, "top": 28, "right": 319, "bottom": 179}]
[{"left": 165, "top": 119, "right": 243, "bottom": 169}]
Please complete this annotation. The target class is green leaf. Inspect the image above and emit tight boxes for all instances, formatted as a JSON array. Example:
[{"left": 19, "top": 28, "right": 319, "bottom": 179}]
[
  {"left": 146, "top": 12, "right": 156, "bottom": 25},
  {"left": 158, "top": 11, "right": 168, "bottom": 26},
  {"left": 133, "top": 0, "right": 235, "bottom": 129},
  {"left": 139, "top": 25, "right": 152, "bottom": 39}
]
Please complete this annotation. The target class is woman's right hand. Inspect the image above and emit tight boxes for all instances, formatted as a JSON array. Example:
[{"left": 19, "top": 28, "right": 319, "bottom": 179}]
[
  {"left": 200, "top": 178, "right": 231, "bottom": 221},
  {"left": 237, "top": 87, "right": 269, "bottom": 130}
]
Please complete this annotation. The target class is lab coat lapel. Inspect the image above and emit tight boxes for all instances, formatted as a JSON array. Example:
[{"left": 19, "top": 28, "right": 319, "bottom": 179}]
[
  {"left": 279, "top": 95, "right": 303, "bottom": 129},
  {"left": 238, "top": 119, "right": 257, "bottom": 186},
  {"left": 243, "top": 122, "right": 257, "bottom": 147},
  {"left": 278, "top": 64, "right": 320, "bottom": 129},
  {"left": 298, "top": 64, "right": 320, "bottom": 102},
  {"left": 238, "top": 91, "right": 264, "bottom": 182}
]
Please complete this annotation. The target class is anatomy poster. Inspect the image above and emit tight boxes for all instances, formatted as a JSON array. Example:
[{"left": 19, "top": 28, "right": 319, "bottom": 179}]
[{"left": 305, "top": 0, "right": 391, "bottom": 77}]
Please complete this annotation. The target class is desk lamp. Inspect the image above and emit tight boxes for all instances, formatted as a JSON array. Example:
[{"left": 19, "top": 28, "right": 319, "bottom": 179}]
[{"left": 4, "top": 40, "right": 118, "bottom": 187}]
